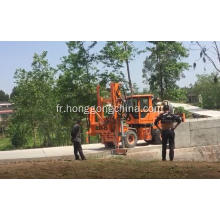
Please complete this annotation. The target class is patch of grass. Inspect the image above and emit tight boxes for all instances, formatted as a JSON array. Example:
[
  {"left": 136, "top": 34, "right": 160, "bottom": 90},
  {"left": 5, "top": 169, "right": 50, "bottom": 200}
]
[
  {"left": 0, "top": 136, "right": 71, "bottom": 151},
  {"left": 0, "top": 137, "right": 13, "bottom": 151},
  {"left": 0, "top": 137, "right": 44, "bottom": 151}
]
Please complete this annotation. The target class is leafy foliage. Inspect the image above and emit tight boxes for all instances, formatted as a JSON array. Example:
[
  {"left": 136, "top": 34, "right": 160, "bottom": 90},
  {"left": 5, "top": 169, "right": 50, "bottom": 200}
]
[
  {"left": 57, "top": 41, "right": 98, "bottom": 125},
  {"left": 9, "top": 123, "right": 29, "bottom": 148},
  {"left": 99, "top": 41, "right": 137, "bottom": 93},
  {"left": 165, "top": 88, "right": 187, "bottom": 102},
  {"left": 192, "top": 73, "right": 220, "bottom": 109},
  {"left": 174, "top": 106, "right": 191, "bottom": 118},
  {"left": 142, "top": 41, "right": 189, "bottom": 99},
  {"left": 9, "top": 51, "right": 59, "bottom": 147}
]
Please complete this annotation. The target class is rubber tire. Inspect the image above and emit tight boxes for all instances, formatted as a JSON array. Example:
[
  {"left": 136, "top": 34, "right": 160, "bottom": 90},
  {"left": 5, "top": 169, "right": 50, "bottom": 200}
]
[
  {"left": 125, "top": 130, "right": 138, "bottom": 148},
  {"left": 152, "top": 129, "right": 162, "bottom": 144}
]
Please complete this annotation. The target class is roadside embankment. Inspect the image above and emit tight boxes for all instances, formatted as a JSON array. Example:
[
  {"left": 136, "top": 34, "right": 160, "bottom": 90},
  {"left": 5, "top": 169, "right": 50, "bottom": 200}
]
[
  {"left": 126, "top": 145, "right": 220, "bottom": 162},
  {"left": 175, "top": 117, "right": 220, "bottom": 148}
]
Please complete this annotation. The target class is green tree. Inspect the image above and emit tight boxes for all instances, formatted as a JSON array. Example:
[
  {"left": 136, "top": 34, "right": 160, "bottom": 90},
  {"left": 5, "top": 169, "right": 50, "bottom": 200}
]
[
  {"left": 142, "top": 41, "right": 189, "bottom": 100},
  {"left": 165, "top": 88, "right": 187, "bottom": 102},
  {"left": 10, "top": 51, "right": 58, "bottom": 147},
  {"left": 99, "top": 41, "right": 137, "bottom": 94},
  {"left": 57, "top": 41, "right": 99, "bottom": 142},
  {"left": 192, "top": 73, "right": 220, "bottom": 109}
]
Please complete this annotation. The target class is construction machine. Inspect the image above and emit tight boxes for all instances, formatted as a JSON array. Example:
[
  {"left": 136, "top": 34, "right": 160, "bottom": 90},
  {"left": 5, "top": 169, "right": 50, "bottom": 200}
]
[{"left": 87, "top": 82, "right": 185, "bottom": 154}]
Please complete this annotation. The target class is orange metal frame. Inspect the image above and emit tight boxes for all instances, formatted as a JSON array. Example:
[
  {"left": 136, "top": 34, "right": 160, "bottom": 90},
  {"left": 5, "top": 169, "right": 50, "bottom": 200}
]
[
  {"left": 87, "top": 83, "right": 124, "bottom": 147},
  {"left": 87, "top": 82, "right": 185, "bottom": 148}
]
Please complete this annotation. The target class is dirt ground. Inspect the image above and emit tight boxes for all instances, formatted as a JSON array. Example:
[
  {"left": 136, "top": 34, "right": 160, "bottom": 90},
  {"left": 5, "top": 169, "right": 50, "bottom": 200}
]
[{"left": 0, "top": 156, "right": 220, "bottom": 178}]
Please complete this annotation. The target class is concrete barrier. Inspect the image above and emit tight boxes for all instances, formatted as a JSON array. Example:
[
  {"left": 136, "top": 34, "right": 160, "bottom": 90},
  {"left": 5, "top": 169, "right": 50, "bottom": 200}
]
[
  {"left": 127, "top": 145, "right": 220, "bottom": 162},
  {"left": 175, "top": 117, "right": 220, "bottom": 148}
]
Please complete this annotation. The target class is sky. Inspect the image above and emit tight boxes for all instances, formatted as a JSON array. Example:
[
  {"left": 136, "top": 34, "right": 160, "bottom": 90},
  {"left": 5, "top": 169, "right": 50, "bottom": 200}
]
[{"left": 0, "top": 41, "right": 218, "bottom": 94}]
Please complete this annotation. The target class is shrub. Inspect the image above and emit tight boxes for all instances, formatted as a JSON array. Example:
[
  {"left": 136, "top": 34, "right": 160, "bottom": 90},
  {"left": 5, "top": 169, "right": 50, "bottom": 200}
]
[
  {"left": 174, "top": 106, "right": 191, "bottom": 118},
  {"left": 8, "top": 124, "right": 28, "bottom": 148}
]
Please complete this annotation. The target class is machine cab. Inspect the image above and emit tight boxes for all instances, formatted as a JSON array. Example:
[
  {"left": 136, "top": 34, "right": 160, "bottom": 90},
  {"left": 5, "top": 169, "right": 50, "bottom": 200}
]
[{"left": 125, "top": 94, "right": 159, "bottom": 125}]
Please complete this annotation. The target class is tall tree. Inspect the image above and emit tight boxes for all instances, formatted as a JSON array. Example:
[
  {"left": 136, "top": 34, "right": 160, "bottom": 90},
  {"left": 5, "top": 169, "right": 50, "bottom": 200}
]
[
  {"left": 10, "top": 51, "right": 58, "bottom": 147},
  {"left": 99, "top": 41, "right": 137, "bottom": 94},
  {"left": 142, "top": 41, "right": 189, "bottom": 99},
  {"left": 57, "top": 41, "right": 98, "bottom": 142}
]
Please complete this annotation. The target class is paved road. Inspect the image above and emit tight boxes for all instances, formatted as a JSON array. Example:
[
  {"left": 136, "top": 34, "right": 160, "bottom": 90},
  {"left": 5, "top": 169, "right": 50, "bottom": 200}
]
[
  {"left": 0, "top": 141, "right": 154, "bottom": 161},
  {"left": 172, "top": 103, "right": 220, "bottom": 118},
  {"left": 0, "top": 143, "right": 105, "bottom": 161}
]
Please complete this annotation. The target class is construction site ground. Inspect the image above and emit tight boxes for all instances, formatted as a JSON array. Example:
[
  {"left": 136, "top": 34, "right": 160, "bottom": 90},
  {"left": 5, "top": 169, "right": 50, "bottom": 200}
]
[
  {"left": 1, "top": 156, "right": 220, "bottom": 178},
  {"left": 0, "top": 141, "right": 220, "bottom": 178}
]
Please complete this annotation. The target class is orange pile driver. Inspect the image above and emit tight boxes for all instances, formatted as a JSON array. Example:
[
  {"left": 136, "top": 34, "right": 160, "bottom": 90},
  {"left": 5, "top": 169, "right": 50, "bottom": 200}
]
[{"left": 87, "top": 82, "right": 185, "bottom": 154}]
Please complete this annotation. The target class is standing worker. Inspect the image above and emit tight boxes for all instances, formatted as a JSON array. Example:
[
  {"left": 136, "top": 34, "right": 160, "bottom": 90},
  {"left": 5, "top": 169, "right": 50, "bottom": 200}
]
[
  {"left": 154, "top": 105, "right": 181, "bottom": 161},
  {"left": 71, "top": 120, "right": 86, "bottom": 160}
]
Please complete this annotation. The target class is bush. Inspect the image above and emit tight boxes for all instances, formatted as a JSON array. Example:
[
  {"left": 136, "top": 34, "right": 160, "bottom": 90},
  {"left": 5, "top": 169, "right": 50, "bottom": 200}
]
[
  {"left": 174, "top": 106, "right": 191, "bottom": 118},
  {"left": 11, "top": 133, "right": 27, "bottom": 148},
  {"left": 9, "top": 124, "right": 28, "bottom": 148}
]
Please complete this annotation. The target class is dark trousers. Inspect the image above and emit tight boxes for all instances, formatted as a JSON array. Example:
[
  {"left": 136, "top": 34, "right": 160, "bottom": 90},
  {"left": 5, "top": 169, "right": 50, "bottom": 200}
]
[
  {"left": 161, "top": 129, "right": 175, "bottom": 161},
  {"left": 73, "top": 141, "right": 86, "bottom": 160}
]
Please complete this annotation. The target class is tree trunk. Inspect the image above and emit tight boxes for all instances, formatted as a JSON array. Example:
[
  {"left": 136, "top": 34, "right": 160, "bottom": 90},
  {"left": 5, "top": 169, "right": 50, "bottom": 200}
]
[
  {"left": 125, "top": 58, "right": 133, "bottom": 96},
  {"left": 158, "top": 55, "right": 164, "bottom": 100},
  {"left": 124, "top": 43, "right": 133, "bottom": 96},
  {"left": 33, "top": 128, "right": 37, "bottom": 147},
  {"left": 160, "top": 71, "right": 164, "bottom": 100}
]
